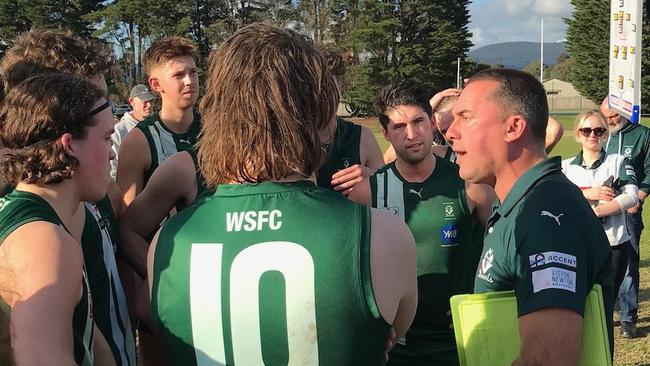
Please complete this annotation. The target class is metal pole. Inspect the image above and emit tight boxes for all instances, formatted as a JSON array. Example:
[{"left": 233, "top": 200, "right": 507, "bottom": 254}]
[
  {"left": 539, "top": 18, "right": 544, "bottom": 82},
  {"left": 457, "top": 57, "right": 461, "bottom": 88}
]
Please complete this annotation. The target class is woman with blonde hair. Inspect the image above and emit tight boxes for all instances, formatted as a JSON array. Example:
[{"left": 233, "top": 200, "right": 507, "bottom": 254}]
[{"left": 561, "top": 110, "right": 638, "bottom": 299}]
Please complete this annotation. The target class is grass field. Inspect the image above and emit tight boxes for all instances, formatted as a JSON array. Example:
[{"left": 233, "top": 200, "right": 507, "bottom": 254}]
[{"left": 350, "top": 114, "right": 650, "bottom": 366}]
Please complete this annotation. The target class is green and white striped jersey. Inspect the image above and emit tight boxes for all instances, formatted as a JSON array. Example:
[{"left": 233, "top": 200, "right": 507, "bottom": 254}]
[
  {"left": 135, "top": 111, "right": 201, "bottom": 186},
  {"left": 0, "top": 190, "right": 94, "bottom": 366},
  {"left": 82, "top": 197, "right": 136, "bottom": 366},
  {"left": 371, "top": 158, "right": 480, "bottom": 365}
]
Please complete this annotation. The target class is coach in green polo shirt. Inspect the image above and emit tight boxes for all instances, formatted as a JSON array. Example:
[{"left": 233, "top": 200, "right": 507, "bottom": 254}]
[{"left": 446, "top": 68, "right": 613, "bottom": 365}]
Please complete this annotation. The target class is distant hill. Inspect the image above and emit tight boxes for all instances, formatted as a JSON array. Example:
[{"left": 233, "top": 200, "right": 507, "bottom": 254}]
[{"left": 468, "top": 42, "right": 567, "bottom": 69}]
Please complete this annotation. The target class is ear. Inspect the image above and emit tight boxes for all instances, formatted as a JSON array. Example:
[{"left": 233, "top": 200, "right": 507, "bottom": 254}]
[
  {"left": 59, "top": 133, "right": 76, "bottom": 156},
  {"left": 503, "top": 115, "right": 527, "bottom": 143},
  {"left": 149, "top": 77, "right": 161, "bottom": 93},
  {"left": 382, "top": 126, "right": 391, "bottom": 142},
  {"left": 430, "top": 114, "right": 437, "bottom": 130}
]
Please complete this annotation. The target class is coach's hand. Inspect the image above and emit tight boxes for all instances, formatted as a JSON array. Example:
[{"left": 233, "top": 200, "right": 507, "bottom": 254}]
[
  {"left": 331, "top": 164, "right": 376, "bottom": 196},
  {"left": 583, "top": 185, "right": 614, "bottom": 202}
]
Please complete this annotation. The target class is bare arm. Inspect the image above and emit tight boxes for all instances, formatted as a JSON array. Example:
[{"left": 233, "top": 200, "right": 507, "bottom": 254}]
[
  {"left": 4, "top": 223, "right": 83, "bottom": 365},
  {"left": 347, "top": 178, "right": 372, "bottom": 206},
  {"left": 147, "top": 230, "right": 162, "bottom": 300},
  {"left": 119, "top": 151, "right": 197, "bottom": 278},
  {"left": 429, "top": 88, "right": 461, "bottom": 111},
  {"left": 465, "top": 182, "right": 496, "bottom": 226},
  {"left": 331, "top": 126, "right": 383, "bottom": 195},
  {"left": 107, "top": 180, "right": 124, "bottom": 218},
  {"left": 94, "top": 325, "right": 117, "bottom": 366},
  {"left": 383, "top": 144, "right": 396, "bottom": 164},
  {"left": 360, "top": 126, "right": 384, "bottom": 170},
  {"left": 513, "top": 308, "right": 582, "bottom": 366},
  {"left": 594, "top": 184, "right": 639, "bottom": 218},
  {"left": 545, "top": 117, "right": 564, "bottom": 154},
  {"left": 116, "top": 128, "right": 150, "bottom": 207},
  {"left": 370, "top": 209, "right": 418, "bottom": 339}
]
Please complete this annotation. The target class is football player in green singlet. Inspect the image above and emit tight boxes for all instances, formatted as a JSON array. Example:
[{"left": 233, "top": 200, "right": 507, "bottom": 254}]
[
  {"left": 147, "top": 23, "right": 418, "bottom": 365},
  {"left": 116, "top": 36, "right": 200, "bottom": 207},
  {"left": 115, "top": 36, "right": 201, "bottom": 366},
  {"left": 350, "top": 79, "right": 495, "bottom": 365},
  {"left": 0, "top": 74, "right": 116, "bottom": 366},
  {"left": 1, "top": 28, "right": 136, "bottom": 366}
]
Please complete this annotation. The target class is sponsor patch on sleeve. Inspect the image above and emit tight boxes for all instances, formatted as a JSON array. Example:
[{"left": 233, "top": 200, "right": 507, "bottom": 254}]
[
  {"left": 529, "top": 251, "right": 577, "bottom": 268},
  {"left": 532, "top": 267, "right": 576, "bottom": 293}
]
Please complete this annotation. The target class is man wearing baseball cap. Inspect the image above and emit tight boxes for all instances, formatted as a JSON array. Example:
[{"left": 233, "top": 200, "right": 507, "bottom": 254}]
[{"left": 111, "top": 84, "right": 155, "bottom": 179}]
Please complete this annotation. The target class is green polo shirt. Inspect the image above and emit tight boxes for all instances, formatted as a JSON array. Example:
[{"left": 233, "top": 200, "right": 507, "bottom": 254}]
[
  {"left": 474, "top": 157, "right": 614, "bottom": 349},
  {"left": 605, "top": 122, "right": 650, "bottom": 193}
]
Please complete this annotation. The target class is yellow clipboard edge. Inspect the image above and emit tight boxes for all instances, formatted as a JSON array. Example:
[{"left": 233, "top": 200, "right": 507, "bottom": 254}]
[{"left": 450, "top": 285, "right": 611, "bottom": 366}]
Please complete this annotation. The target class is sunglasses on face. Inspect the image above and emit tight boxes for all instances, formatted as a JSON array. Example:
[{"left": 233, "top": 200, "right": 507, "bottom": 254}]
[{"left": 579, "top": 127, "right": 607, "bottom": 137}]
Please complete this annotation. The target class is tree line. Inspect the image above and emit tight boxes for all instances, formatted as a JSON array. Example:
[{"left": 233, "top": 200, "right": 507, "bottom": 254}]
[{"left": 0, "top": 0, "right": 648, "bottom": 113}]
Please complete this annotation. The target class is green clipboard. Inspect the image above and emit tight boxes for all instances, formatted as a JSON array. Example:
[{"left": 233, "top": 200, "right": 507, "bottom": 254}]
[{"left": 449, "top": 285, "right": 611, "bottom": 366}]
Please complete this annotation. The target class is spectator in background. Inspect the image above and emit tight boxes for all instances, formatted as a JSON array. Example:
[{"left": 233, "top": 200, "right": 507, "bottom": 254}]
[
  {"left": 110, "top": 84, "right": 155, "bottom": 179},
  {"left": 601, "top": 97, "right": 650, "bottom": 339},
  {"left": 562, "top": 110, "right": 637, "bottom": 304}
]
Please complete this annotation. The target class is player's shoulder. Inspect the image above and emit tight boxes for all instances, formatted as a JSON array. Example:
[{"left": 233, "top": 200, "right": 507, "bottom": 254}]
[
  {"left": 134, "top": 113, "right": 160, "bottom": 130},
  {"left": 523, "top": 173, "right": 583, "bottom": 210},
  {"left": 370, "top": 208, "right": 414, "bottom": 247},
  {"left": 374, "top": 161, "right": 394, "bottom": 175},
  {"left": 4, "top": 220, "right": 78, "bottom": 261}
]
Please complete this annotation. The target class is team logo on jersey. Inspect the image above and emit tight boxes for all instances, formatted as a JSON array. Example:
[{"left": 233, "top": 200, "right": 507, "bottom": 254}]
[
  {"left": 342, "top": 157, "right": 351, "bottom": 169},
  {"left": 624, "top": 146, "right": 633, "bottom": 157},
  {"left": 380, "top": 206, "right": 400, "bottom": 216},
  {"left": 178, "top": 138, "right": 191, "bottom": 145},
  {"left": 439, "top": 223, "right": 459, "bottom": 246},
  {"left": 443, "top": 202, "right": 457, "bottom": 219},
  {"left": 477, "top": 248, "right": 494, "bottom": 283},
  {"left": 409, "top": 188, "right": 424, "bottom": 199}
]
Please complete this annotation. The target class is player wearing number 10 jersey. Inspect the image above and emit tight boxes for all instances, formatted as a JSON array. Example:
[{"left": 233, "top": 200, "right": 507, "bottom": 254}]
[{"left": 148, "top": 23, "right": 418, "bottom": 365}]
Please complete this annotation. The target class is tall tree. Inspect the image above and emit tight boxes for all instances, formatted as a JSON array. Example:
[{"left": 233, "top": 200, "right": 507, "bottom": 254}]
[
  {"left": 565, "top": 0, "right": 610, "bottom": 102},
  {"left": 523, "top": 60, "right": 551, "bottom": 80},
  {"left": 343, "top": 0, "right": 472, "bottom": 115},
  {"left": 0, "top": 0, "right": 101, "bottom": 50},
  {"left": 566, "top": 0, "right": 649, "bottom": 111},
  {"left": 86, "top": 0, "right": 151, "bottom": 84}
]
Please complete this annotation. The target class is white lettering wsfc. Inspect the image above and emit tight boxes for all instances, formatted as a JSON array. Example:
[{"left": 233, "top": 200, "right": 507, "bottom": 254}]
[{"left": 226, "top": 210, "right": 283, "bottom": 232}]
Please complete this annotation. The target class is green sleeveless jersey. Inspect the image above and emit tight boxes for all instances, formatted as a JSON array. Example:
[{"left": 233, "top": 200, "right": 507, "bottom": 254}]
[
  {"left": 135, "top": 111, "right": 201, "bottom": 186},
  {"left": 81, "top": 197, "right": 136, "bottom": 366},
  {"left": 0, "top": 184, "right": 12, "bottom": 198},
  {"left": 151, "top": 181, "right": 390, "bottom": 365},
  {"left": 187, "top": 149, "right": 209, "bottom": 202},
  {"left": 441, "top": 145, "right": 457, "bottom": 163},
  {"left": 370, "top": 158, "right": 479, "bottom": 365},
  {"left": 317, "top": 117, "right": 362, "bottom": 190},
  {"left": 0, "top": 190, "right": 94, "bottom": 366}
]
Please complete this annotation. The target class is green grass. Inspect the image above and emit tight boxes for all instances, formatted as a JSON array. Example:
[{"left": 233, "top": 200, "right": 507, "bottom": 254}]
[{"left": 351, "top": 114, "right": 650, "bottom": 365}]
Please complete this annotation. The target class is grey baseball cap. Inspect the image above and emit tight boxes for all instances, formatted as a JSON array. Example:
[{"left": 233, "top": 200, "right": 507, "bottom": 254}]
[{"left": 129, "top": 84, "right": 155, "bottom": 101}]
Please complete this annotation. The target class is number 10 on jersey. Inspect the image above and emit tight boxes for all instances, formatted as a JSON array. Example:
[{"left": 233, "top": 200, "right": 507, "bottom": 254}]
[{"left": 189, "top": 242, "right": 319, "bottom": 365}]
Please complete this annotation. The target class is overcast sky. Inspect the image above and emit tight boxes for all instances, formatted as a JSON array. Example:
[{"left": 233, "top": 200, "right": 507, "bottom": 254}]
[{"left": 468, "top": 0, "right": 575, "bottom": 49}]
